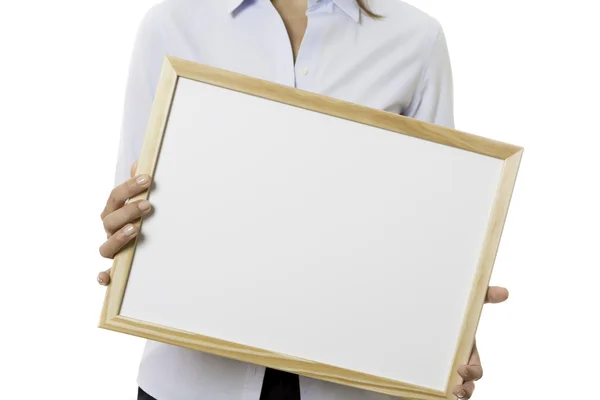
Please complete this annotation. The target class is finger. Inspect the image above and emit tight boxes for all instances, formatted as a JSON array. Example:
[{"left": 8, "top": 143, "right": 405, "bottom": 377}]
[
  {"left": 101, "top": 174, "right": 151, "bottom": 219},
  {"left": 97, "top": 268, "right": 111, "bottom": 286},
  {"left": 485, "top": 286, "right": 509, "bottom": 304},
  {"left": 458, "top": 362, "right": 483, "bottom": 382},
  {"left": 103, "top": 200, "right": 152, "bottom": 235},
  {"left": 130, "top": 160, "right": 138, "bottom": 178},
  {"left": 453, "top": 381, "right": 475, "bottom": 399},
  {"left": 458, "top": 342, "right": 483, "bottom": 382},
  {"left": 99, "top": 223, "right": 139, "bottom": 259}
]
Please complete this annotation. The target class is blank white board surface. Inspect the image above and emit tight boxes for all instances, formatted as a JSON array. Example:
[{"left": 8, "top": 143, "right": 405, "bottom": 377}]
[{"left": 119, "top": 76, "right": 504, "bottom": 392}]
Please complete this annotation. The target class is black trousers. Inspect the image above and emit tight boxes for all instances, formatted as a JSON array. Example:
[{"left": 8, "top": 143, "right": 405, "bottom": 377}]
[
  {"left": 137, "top": 388, "right": 155, "bottom": 400},
  {"left": 137, "top": 368, "right": 301, "bottom": 400}
]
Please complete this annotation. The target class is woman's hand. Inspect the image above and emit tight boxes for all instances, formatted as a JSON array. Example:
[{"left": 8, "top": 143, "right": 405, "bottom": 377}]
[
  {"left": 97, "top": 161, "right": 152, "bottom": 286},
  {"left": 96, "top": 162, "right": 509, "bottom": 399},
  {"left": 453, "top": 286, "right": 509, "bottom": 399}
]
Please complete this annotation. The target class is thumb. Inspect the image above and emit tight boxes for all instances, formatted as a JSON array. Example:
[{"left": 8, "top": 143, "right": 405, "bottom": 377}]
[{"left": 130, "top": 160, "right": 138, "bottom": 178}]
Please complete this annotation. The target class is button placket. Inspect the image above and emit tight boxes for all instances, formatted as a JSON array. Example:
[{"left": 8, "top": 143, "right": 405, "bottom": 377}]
[
  {"left": 294, "top": 6, "right": 329, "bottom": 90},
  {"left": 266, "top": 0, "right": 298, "bottom": 87}
]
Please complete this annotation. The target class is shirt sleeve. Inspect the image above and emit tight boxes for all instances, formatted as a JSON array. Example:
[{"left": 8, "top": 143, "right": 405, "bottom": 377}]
[
  {"left": 113, "top": 6, "right": 167, "bottom": 186},
  {"left": 404, "top": 25, "right": 455, "bottom": 129}
]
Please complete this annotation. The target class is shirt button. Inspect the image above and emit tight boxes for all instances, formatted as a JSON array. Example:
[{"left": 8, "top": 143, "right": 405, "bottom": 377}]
[{"left": 300, "top": 67, "right": 309, "bottom": 76}]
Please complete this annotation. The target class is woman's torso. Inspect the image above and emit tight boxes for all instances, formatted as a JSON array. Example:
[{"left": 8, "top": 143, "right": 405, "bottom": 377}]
[{"left": 128, "top": 1, "right": 452, "bottom": 399}]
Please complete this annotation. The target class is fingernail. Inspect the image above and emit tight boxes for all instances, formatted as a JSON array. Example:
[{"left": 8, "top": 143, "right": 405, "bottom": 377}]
[
  {"left": 136, "top": 175, "right": 150, "bottom": 185},
  {"left": 138, "top": 200, "right": 151, "bottom": 212},
  {"left": 123, "top": 224, "right": 137, "bottom": 236},
  {"left": 458, "top": 390, "right": 466, "bottom": 398}
]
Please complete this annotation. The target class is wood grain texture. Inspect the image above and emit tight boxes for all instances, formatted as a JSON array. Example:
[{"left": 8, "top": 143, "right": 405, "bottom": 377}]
[
  {"left": 444, "top": 149, "right": 523, "bottom": 398},
  {"left": 99, "top": 58, "right": 178, "bottom": 324},
  {"left": 168, "top": 56, "right": 521, "bottom": 160},
  {"left": 99, "top": 56, "right": 524, "bottom": 399},
  {"left": 101, "top": 315, "right": 447, "bottom": 400}
]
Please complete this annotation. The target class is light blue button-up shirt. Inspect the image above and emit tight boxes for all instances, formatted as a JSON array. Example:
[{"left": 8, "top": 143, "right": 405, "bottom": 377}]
[{"left": 115, "top": 0, "right": 454, "bottom": 398}]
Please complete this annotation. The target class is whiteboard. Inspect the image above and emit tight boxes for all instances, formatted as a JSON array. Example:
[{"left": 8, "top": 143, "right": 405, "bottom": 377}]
[{"left": 100, "top": 57, "right": 523, "bottom": 400}]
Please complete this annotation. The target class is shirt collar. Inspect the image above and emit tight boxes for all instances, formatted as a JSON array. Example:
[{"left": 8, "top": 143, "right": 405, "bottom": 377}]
[
  {"left": 228, "top": 0, "right": 361, "bottom": 23},
  {"left": 227, "top": 0, "right": 247, "bottom": 14},
  {"left": 332, "top": 0, "right": 360, "bottom": 23}
]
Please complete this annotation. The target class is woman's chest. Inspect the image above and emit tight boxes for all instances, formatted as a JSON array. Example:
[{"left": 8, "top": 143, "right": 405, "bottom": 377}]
[{"left": 161, "top": 8, "right": 423, "bottom": 115}]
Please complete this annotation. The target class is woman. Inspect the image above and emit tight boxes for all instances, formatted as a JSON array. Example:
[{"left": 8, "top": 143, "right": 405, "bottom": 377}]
[{"left": 98, "top": 1, "right": 509, "bottom": 399}]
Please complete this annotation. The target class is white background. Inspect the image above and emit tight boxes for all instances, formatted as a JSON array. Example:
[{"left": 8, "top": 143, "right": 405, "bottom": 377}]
[{"left": 0, "top": 1, "right": 598, "bottom": 399}]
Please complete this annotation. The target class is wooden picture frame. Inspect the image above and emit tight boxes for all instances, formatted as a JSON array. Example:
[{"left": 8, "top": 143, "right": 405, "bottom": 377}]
[{"left": 99, "top": 56, "right": 523, "bottom": 400}]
